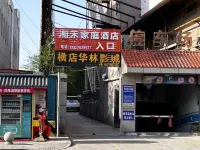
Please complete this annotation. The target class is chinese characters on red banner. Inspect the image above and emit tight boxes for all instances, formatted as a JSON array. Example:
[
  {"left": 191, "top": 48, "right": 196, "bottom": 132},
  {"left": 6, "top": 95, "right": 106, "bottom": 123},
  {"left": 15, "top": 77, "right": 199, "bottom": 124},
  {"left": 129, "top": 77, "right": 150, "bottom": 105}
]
[
  {"left": 54, "top": 28, "right": 121, "bottom": 52},
  {"left": 55, "top": 51, "right": 121, "bottom": 67},
  {"left": 54, "top": 28, "right": 121, "bottom": 67},
  {"left": 0, "top": 88, "right": 34, "bottom": 93}
]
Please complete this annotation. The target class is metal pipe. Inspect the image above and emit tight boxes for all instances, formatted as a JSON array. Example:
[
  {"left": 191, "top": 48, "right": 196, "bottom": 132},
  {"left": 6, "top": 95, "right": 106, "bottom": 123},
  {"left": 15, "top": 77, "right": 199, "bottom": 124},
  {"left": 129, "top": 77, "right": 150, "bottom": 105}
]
[
  {"left": 52, "top": 9, "right": 104, "bottom": 25},
  {"left": 172, "top": 16, "right": 200, "bottom": 31},
  {"left": 53, "top": 4, "right": 111, "bottom": 25},
  {"left": 56, "top": 72, "right": 60, "bottom": 137},
  {"left": 113, "top": 0, "right": 141, "bottom": 10},
  {"left": 61, "top": 0, "right": 128, "bottom": 24},
  {"left": 86, "top": 0, "right": 135, "bottom": 18}
]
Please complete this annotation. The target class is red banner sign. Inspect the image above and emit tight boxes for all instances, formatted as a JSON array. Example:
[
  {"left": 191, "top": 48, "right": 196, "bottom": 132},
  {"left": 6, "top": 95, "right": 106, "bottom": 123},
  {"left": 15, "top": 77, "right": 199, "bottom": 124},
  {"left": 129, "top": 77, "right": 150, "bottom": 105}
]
[
  {"left": 54, "top": 28, "right": 121, "bottom": 52},
  {"left": 0, "top": 88, "right": 34, "bottom": 94}
]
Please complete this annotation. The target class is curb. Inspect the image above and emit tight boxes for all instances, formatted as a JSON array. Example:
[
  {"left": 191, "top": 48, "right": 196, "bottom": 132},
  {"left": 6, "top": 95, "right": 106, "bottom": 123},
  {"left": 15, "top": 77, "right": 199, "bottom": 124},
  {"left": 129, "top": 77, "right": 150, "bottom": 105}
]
[
  {"left": 0, "top": 138, "right": 72, "bottom": 150},
  {"left": 119, "top": 132, "right": 200, "bottom": 137}
]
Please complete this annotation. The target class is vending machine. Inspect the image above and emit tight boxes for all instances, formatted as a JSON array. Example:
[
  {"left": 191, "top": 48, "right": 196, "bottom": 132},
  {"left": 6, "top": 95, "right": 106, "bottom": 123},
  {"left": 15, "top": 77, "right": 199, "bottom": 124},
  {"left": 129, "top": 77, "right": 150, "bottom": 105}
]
[
  {"left": 0, "top": 95, "right": 22, "bottom": 137},
  {"left": 21, "top": 94, "right": 32, "bottom": 138},
  {"left": 0, "top": 94, "right": 32, "bottom": 138}
]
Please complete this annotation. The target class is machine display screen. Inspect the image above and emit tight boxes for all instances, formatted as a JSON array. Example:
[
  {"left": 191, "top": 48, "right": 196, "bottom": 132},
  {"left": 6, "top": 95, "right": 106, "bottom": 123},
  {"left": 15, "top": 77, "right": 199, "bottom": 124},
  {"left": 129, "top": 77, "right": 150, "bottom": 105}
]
[{"left": 23, "top": 100, "right": 31, "bottom": 112}]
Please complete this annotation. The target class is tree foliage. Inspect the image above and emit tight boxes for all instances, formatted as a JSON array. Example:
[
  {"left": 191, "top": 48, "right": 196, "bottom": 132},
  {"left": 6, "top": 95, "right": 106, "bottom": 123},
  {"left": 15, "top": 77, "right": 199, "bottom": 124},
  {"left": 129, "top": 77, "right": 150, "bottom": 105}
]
[
  {"left": 39, "top": 36, "right": 54, "bottom": 74},
  {"left": 22, "top": 35, "right": 85, "bottom": 95},
  {"left": 22, "top": 36, "right": 54, "bottom": 74},
  {"left": 22, "top": 54, "right": 42, "bottom": 75}
]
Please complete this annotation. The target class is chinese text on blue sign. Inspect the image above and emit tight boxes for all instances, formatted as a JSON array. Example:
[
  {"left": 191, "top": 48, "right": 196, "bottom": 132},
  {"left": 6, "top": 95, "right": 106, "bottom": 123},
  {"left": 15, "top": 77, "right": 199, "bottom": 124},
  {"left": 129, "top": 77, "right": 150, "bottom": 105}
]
[
  {"left": 123, "top": 111, "right": 134, "bottom": 120},
  {"left": 123, "top": 85, "right": 134, "bottom": 103}
]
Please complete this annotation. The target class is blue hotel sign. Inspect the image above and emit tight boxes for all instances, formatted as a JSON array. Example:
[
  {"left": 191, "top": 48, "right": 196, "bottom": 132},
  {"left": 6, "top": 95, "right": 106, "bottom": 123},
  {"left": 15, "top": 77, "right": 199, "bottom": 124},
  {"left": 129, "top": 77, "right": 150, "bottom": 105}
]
[
  {"left": 123, "top": 85, "right": 134, "bottom": 103},
  {"left": 123, "top": 111, "right": 134, "bottom": 121}
]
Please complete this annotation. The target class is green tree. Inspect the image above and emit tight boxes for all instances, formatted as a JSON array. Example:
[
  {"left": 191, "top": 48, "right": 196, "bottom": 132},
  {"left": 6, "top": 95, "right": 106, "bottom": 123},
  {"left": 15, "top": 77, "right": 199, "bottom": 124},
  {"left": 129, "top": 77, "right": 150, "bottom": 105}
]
[
  {"left": 22, "top": 54, "right": 42, "bottom": 75},
  {"left": 39, "top": 36, "right": 54, "bottom": 74},
  {"left": 22, "top": 36, "right": 54, "bottom": 75},
  {"left": 22, "top": 35, "right": 85, "bottom": 95}
]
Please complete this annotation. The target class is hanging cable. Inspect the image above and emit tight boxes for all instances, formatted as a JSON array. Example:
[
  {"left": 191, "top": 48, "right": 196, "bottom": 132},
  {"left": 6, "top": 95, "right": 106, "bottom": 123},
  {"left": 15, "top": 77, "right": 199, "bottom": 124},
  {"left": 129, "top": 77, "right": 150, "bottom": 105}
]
[
  {"left": 14, "top": 0, "right": 40, "bottom": 31},
  {"left": 53, "top": 21, "right": 68, "bottom": 28},
  {"left": 20, "top": 22, "right": 40, "bottom": 50},
  {"left": 78, "top": 19, "right": 84, "bottom": 28},
  {"left": 19, "top": 41, "right": 34, "bottom": 56}
]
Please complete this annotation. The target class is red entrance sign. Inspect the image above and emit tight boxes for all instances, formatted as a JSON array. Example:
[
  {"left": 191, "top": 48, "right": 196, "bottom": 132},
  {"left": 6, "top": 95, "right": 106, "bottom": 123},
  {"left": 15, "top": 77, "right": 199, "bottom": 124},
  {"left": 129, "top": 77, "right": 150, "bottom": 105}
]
[
  {"left": 0, "top": 88, "right": 34, "bottom": 94},
  {"left": 54, "top": 28, "right": 121, "bottom": 52}
]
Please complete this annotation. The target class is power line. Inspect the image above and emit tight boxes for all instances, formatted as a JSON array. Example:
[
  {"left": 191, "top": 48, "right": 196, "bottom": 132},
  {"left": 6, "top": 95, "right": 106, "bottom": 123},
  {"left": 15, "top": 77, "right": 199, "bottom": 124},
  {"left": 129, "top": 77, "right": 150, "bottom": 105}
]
[
  {"left": 20, "top": 21, "right": 40, "bottom": 50},
  {"left": 14, "top": 0, "right": 40, "bottom": 31},
  {"left": 20, "top": 41, "right": 33, "bottom": 56},
  {"left": 53, "top": 20, "right": 83, "bottom": 28},
  {"left": 78, "top": 19, "right": 84, "bottom": 28},
  {"left": 53, "top": 21, "right": 67, "bottom": 28}
]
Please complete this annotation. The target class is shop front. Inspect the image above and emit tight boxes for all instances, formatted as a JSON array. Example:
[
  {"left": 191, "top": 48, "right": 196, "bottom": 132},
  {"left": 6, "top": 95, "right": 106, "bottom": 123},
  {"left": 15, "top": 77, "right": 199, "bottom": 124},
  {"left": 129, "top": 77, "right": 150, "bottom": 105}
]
[
  {"left": 119, "top": 50, "right": 200, "bottom": 133},
  {"left": 0, "top": 88, "right": 34, "bottom": 138},
  {"left": 0, "top": 75, "right": 48, "bottom": 139}
]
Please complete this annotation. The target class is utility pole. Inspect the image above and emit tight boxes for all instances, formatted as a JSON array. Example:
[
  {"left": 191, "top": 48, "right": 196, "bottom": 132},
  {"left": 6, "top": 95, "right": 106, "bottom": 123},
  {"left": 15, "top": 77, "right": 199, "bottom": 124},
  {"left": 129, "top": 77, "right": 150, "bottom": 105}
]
[
  {"left": 196, "top": 85, "right": 200, "bottom": 132},
  {"left": 40, "top": 0, "right": 53, "bottom": 48},
  {"left": 40, "top": 0, "right": 53, "bottom": 74}
]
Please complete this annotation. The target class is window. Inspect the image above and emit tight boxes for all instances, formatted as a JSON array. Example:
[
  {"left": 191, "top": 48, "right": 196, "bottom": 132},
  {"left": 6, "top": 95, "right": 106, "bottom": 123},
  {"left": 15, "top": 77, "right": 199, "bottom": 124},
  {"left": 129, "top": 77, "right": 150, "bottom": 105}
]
[
  {"left": 5, "top": 21, "right": 6, "bottom": 43},
  {"left": 2, "top": 17, "right": 4, "bottom": 39},
  {"left": 116, "top": 2, "right": 120, "bottom": 15},
  {"left": 13, "top": 36, "right": 18, "bottom": 57},
  {"left": 1, "top": 14, "right": 2, "bottom": 36},
  {"left": 7, "top": 24, "right": 9, "bottom": 45},
  {"left": 0, "top": 12, "right": 1, "bottom": 36}
]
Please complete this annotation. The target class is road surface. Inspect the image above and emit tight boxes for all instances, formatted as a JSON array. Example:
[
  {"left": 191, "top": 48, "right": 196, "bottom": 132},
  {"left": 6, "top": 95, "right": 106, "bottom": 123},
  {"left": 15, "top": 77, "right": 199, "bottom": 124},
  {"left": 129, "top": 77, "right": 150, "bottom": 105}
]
[{"left": 67, "top": 112, "right": 200, "bottom": 150}]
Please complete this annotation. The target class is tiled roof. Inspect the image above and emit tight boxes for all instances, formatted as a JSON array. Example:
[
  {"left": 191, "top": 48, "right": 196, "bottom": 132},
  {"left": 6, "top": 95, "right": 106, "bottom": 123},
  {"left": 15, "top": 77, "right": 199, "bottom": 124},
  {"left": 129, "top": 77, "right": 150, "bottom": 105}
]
[
  {"left": 122, "top": 50, "right": 200, "bottom": 68},
  {"left": 0, "top": 75, "right": 48, "bottom": 87}
]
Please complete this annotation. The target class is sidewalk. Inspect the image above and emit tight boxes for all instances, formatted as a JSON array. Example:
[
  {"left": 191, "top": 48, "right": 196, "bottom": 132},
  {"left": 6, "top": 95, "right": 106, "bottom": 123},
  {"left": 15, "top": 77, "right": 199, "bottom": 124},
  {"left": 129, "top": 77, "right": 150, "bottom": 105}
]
[{"left": 0, "top": 137, "right": 72, "bottom": 150}]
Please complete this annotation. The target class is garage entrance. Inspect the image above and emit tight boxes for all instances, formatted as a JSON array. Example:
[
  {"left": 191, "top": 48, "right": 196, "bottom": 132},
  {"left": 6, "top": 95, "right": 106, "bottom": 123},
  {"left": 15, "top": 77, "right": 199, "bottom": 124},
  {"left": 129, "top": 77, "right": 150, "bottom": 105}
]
[{"left": 135, "top": 75, "right": 198, "bottom": 132}]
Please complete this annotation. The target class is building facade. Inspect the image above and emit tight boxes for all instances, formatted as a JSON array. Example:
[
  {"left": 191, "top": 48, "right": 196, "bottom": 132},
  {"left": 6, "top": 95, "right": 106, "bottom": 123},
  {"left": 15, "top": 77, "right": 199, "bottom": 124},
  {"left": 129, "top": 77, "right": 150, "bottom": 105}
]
[
  {"left": 0, "top": 0, "right": 20, "bottom": 69},
  {"left": 82, "top": 0, "right": 200, "bottom": 133}
]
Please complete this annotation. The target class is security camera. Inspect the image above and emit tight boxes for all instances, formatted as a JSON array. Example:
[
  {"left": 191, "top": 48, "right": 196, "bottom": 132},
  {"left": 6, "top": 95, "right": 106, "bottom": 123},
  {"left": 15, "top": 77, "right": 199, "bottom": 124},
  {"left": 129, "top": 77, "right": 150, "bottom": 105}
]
[{"left": 102, "top": 73, "right": 108, "bottom": 81}]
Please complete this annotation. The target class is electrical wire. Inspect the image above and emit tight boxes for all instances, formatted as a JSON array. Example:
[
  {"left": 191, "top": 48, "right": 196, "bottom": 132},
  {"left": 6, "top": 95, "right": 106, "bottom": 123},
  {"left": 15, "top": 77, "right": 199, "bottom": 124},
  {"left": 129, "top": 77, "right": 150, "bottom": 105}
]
[
  {"left": 78, "top": 19, "right": 84, "bottom": 28},
  {"left": 14, "top": 0, "right": 40, "bottom": 31},
  {"left": 53, "top": 21, "right": 68, "bottom": 28},
  {"left": 20, "top": 41, "right": 34, "bottom": 56},
  {"left": 20, "top": 21, "right": 40, "bottom": 50},
  {"left": 53, "top": 19, "right": 83, "bottom": 28}
]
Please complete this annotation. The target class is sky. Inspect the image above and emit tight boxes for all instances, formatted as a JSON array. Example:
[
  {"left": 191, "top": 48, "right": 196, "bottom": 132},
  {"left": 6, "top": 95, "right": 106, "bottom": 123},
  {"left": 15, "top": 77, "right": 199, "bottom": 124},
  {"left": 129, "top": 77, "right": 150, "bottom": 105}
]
[{"left": 12, "top": 0, "right": 90, "bottom": 69}]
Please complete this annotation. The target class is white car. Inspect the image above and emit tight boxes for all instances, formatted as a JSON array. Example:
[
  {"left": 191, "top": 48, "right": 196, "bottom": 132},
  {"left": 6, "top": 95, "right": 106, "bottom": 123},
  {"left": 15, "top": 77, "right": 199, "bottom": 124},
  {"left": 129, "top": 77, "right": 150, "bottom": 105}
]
[{"left": 66, "top": 96, "right": 80, "bottom": 111}]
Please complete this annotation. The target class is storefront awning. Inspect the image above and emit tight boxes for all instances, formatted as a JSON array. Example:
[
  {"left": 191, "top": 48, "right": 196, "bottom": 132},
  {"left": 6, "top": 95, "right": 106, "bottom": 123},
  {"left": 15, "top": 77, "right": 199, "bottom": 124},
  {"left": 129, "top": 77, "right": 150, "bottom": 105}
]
[
  {"left": 121, "top": 50, "right": 200, "bottom": 74},
  {"left": 0, "top": 75, "right": 48, "bottom": 88}
]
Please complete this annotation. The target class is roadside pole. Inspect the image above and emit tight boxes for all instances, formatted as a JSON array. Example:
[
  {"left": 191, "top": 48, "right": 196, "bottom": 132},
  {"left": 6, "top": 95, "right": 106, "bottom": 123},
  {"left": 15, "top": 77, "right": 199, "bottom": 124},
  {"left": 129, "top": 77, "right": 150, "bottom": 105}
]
[
  {"left": 57, "top": 72, "right": 60, "bottom": 137},
  {"left": 197, "top": 85, "right": 200, "bottom": 132}
]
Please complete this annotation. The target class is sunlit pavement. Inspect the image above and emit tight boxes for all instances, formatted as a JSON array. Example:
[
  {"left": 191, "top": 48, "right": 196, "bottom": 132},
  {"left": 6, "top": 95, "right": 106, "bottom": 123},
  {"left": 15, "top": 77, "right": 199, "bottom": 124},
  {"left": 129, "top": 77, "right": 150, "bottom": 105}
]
[{"left": 66, "top": 112, "right": 200, "bottom": 150}]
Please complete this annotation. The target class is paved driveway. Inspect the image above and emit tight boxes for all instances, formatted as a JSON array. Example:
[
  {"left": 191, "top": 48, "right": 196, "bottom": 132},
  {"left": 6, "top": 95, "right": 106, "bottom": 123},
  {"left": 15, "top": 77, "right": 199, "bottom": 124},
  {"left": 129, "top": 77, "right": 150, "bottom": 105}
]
[{"left": 67, "top": 112, "right": 200, "bottom": 150}]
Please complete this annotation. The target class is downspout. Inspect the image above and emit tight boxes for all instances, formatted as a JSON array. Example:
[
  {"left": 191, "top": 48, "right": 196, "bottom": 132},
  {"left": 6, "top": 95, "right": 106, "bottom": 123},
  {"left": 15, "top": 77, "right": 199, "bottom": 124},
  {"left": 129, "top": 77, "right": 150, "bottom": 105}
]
[
  {"left": 56, "top": 72, "right": 60, "bottom": 137},
  {"left": 10, "top": 4, "right": 14, "bottom": 68},
  {"left": 103, "top": 77, "right": 120, "bottom": 82}
]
